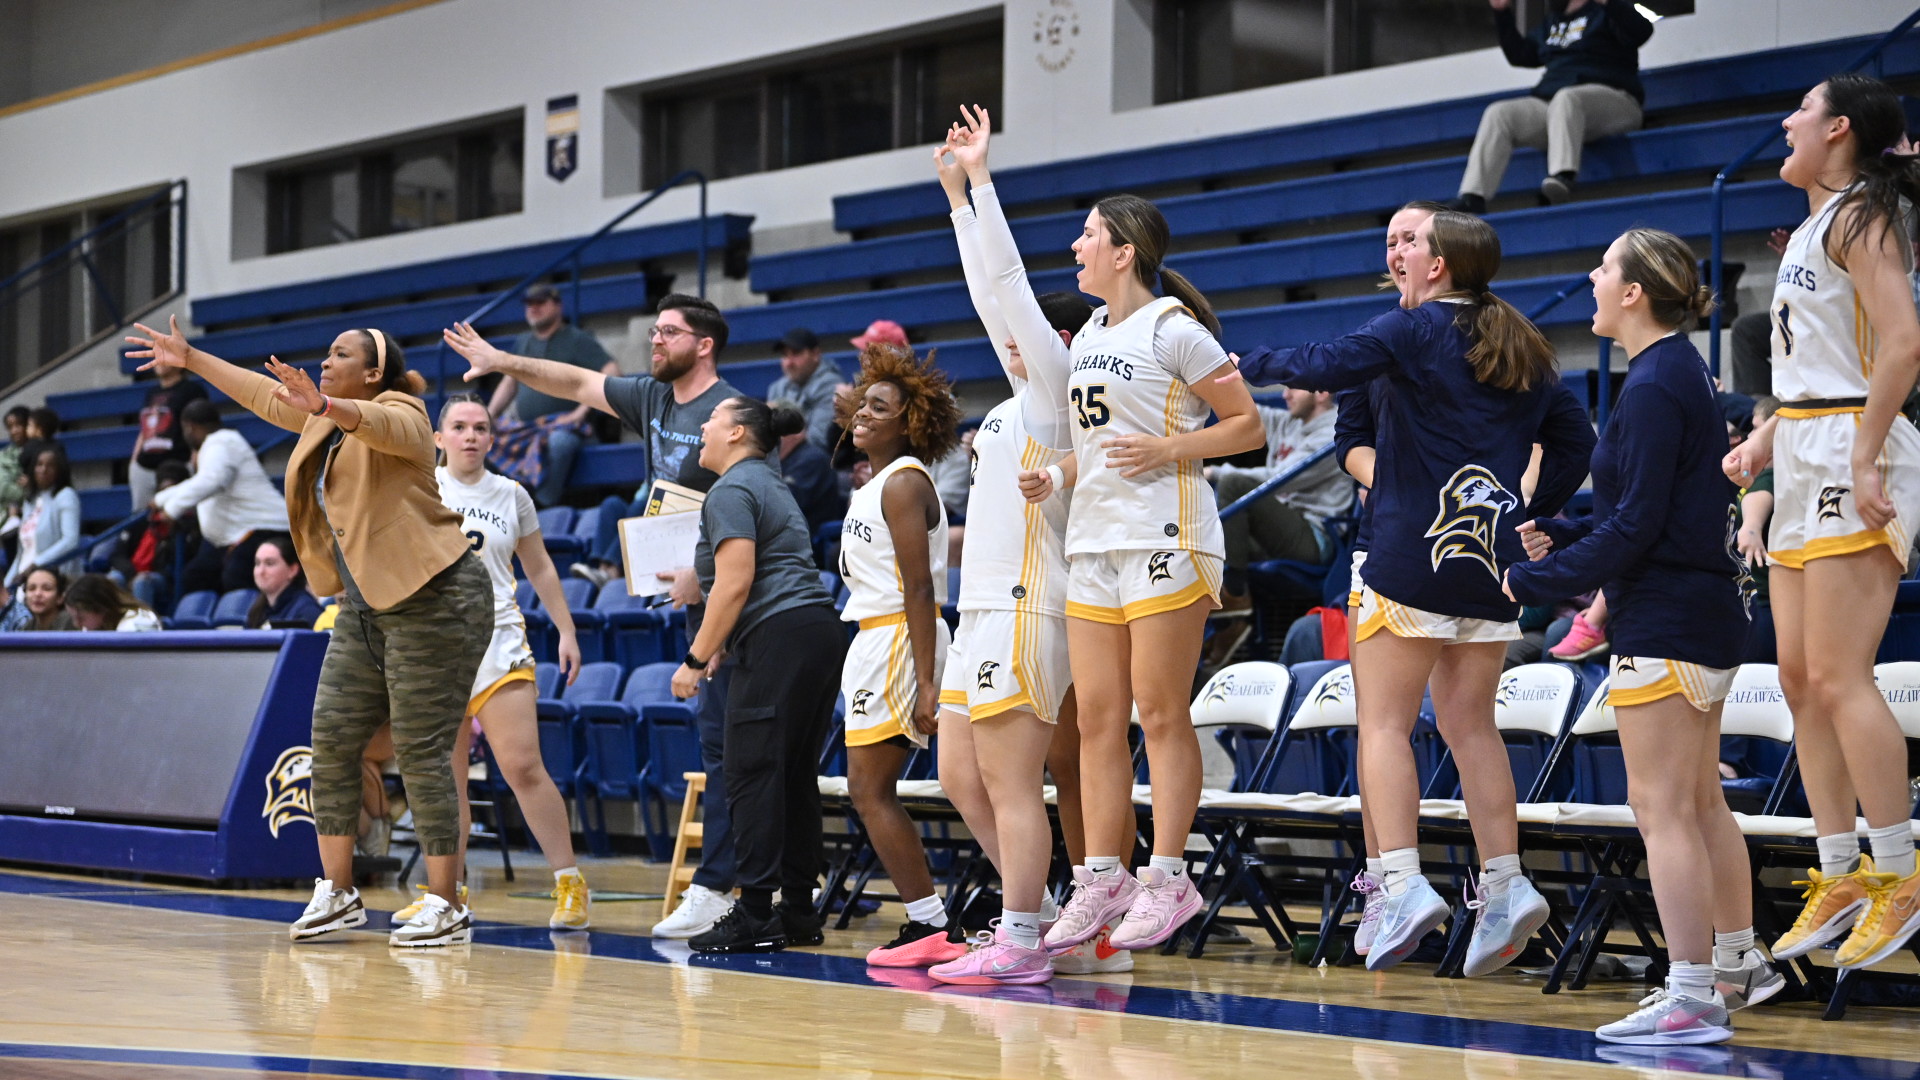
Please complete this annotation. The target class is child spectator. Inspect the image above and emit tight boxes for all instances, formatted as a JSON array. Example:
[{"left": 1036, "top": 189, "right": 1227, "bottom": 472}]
[
  {"left": 0, "top": 567, "right": 73, "bottom": 632},
  {"left": 111, "top": 460, "right": 197, "bottom": 612},
  {"left": 64, "top": 573, "right": 162, "bottom": 631}
]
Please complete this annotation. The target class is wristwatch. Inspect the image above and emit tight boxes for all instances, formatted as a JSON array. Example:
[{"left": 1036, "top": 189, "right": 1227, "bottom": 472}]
[{"left": 683, "top": 651, "right": 708, "bottom": 670}]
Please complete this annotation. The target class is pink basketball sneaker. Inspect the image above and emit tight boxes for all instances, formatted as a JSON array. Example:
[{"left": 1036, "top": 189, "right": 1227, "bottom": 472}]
[
  {"left": 1108, "top": 867, "right": 1202, "bottom": 950},
  {"left": 929, "top": 928, "right": 1054, "bottom": 986},
  {"left": 1043, "top": 868, "right": 1142, "bottom": 952}
]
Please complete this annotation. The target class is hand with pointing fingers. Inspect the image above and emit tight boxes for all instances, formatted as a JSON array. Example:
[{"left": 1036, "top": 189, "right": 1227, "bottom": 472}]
[
  {"left": 443, "top": 322, "right": 507, "bottom": 382},
  {"left": 125, "top": 315, "right": 192, "bottom": 374}
]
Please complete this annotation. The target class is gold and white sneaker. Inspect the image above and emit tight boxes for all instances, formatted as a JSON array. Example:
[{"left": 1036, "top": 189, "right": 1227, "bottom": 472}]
[
  {"left": 391, "top": 882, "right": 468, "bottom": 925},
  {"left": 550, "top": 871, "right": 591, "bottom": 931}
]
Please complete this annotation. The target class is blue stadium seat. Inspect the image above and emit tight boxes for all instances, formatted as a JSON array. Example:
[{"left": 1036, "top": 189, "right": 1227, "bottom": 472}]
[
  {"left": 534, "top": 660, "right": 623, "bottom": 856},
  {"left": 595, "top": 581, "right": 667, "bottom": 669},
  {"left": 533, "top": 661, "right": 562, "bottom": 700},
  {"left": 547, "top": 578, "right": 606, "bottom": 663},
  {"left": 86, "top": 534, "right": 117, "bottom": 574},
  {"left": 536, "top": 506, "right": 576, "bottom": 537},
  {"left": 168, "top": 590, "right": 219, "bottom": 630},
  {"left": 209, "top": 589, "right": 259, "bottom": 628}
]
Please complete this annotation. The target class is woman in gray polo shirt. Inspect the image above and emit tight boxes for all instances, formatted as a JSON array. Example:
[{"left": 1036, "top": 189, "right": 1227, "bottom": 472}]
[{"left": 672, "top": 396, "right": 845, "bottom": 954}]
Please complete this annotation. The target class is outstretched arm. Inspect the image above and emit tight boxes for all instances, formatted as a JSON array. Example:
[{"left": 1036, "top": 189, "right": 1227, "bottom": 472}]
[
  {"left": 126, "top": 316, "right": 308, "bottom": 433},
  {"left": 444, "top": 322, "right": 613, "bottom": 416}
]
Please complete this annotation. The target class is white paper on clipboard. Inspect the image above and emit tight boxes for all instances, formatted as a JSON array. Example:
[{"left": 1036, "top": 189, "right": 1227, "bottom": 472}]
[{"left": 620, "top": 511, "right": 702, "bottom": 596}]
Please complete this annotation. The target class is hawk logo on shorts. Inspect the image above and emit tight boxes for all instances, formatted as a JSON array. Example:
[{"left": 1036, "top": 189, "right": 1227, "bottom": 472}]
[
  {"left": 851, "top": 689, "right": 875, "bottom": 717},
  {"left": 262, "top": 745, "right": 315, "bottom": 840},
  {"left": 1818, "top": 485, "right": 1849, "bottom": 522},
  {"left": 1426, "top": 465, "right": 1518, "bottom": 580},
  {"left": 1147, "top": 551, "right": 1175, "bottom": 584},
  {"left": 1615, "top": 657, "right": 1639, "bottom": 674},
  {"left": 977, "top": 661, "right": 1000, "bottom": 690}
]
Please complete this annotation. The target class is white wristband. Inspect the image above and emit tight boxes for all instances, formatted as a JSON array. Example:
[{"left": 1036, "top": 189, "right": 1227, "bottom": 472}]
[{"left": 1045, "top": 464, "right": 1066, "bottom": 493}]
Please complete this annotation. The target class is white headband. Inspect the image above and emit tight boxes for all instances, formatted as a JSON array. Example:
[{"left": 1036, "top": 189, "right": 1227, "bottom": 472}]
[{"left": 364, "top": 328, "right": 386, "bottom": 373}]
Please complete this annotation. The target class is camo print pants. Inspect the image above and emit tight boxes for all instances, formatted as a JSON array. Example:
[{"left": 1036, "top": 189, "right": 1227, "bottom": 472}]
[{"left": 309, "top": 553, "right": 490, "bottom": 856}]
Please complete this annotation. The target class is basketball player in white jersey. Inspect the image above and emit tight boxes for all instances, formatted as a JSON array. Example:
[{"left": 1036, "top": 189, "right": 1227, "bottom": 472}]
[
  {"left": 920, "top": 131, "right": 1116, "bottom": 985},
  {"left": 406, "top": 395, "right": 590, "bottom": 930},
  {"left": 837, "top": 346, "right": 969, "bottom": 968},
  {"left": 1727, "top": 74, "right": 1920, "bottom": 969},
  {"left": 946, "top": 107, "right": 1266, "bottom": 953}
]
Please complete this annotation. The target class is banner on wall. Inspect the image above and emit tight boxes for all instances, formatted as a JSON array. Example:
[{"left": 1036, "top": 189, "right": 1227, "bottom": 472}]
[{"left": 547, "top": 95, "right": 580, "bottom": 182}]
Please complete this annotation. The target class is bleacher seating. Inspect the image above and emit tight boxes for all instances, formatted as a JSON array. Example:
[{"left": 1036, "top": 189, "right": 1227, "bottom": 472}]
[{"left": 209, "top": 588, "right": 259, "bottom": 629}]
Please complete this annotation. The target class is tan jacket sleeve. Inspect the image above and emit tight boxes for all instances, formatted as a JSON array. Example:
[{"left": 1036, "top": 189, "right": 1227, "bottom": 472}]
[
  {"left": 229, "top": 368, "right": 314, "bottom": 434},
  {"left": 345, "top": 396, "right": 434, "bottom": 460}
]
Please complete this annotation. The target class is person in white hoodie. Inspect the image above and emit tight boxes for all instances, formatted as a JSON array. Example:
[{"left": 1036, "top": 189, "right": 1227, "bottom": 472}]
[{"left": 153, "top": 399, "right": 291, "bottom": 595}]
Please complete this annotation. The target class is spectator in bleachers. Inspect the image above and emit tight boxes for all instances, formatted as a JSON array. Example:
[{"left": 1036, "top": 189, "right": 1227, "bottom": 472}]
[
  {"left": 1209, "top": 387, "right": 1349, "bottom": 633},
  {"left": 245, "top": 535, "right": 322, "bottom": 629},
  {"left": 485, "top": 284, "right": 618, "bottom": 508},
  {"left": 766, "top": 328, "right": 844, "bottom": 450},
  {"left": 129, "top": 361, "right": 208, "bottom": 510},
  {"left": 4, "top": 442, "right": 82, "bottom": 591},
  {"left": 774, "top": 404, "right": 845, "bottom": 534},
  {"left": 63, "top": 573, "right": 162, "bottom": 631},
  {"left": 111, "top": 459, "right": 196, "bottom": 612},
  {"left": 1450, "top": 0, "right": 1655, "bottom": 214},
  {"left": 0, "top": 406, "right": 29, "bottom": 519},
  {"left": 0, "top": 567, "right": 72, "bottom": 632},
  {"left": 26, "top": 407, "right": 60, "bottom": 444},
  {"left": 1726, "top": 229, "right": 1793, "bottom": 397},
  {"left": 156, "top": 399, "right": 292, "bottom": 596},
  {"left": 446, "top": 294, "right": 748, "bottom": 941}
]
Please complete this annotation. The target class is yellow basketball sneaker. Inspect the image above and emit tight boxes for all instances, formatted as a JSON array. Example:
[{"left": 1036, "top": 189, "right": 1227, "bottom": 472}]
[
  {"left": 550, "top": 870, "right": 591, "bottom": 931},
  {"left": 390, "top": 883, "right": 469, "bottom": 926},
  {"left": 1835, "top": 864, "right": 1920, "bottom": 970}
]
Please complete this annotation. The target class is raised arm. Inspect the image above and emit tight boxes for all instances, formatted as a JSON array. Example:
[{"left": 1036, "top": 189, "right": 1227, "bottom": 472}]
[
  {"left": 954, "top": 107, "right": 1074, "bottom": 451},
  {"left": 444, "top": 322, "right": 613, "bottom": 416},
  {"left": 939, "top": 140, "right": 1015, "bottom": 377},
  {"left": 152, "top": 430, "right": 242, "bottom": 515},
  {"left": 126, "top": 316, "right": 308, "bottom": 434}
]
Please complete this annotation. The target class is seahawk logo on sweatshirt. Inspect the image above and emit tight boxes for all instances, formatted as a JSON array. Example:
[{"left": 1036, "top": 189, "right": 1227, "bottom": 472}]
[{"left": 1426, "top": 465, "right": 1518, "bottom": 581}]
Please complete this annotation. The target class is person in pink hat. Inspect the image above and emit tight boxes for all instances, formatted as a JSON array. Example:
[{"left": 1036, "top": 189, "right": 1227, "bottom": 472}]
[{"left": 851, "top": 320, "right": 909, "bottom": 351}]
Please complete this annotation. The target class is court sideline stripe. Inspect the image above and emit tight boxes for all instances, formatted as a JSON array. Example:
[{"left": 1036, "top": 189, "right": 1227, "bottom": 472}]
[
  {"left": 2, "top": 870, "right": 1915, "bottom": 1079},
  {"left": 0, "top": 1041, "right": 646, "bottom": 1080}
]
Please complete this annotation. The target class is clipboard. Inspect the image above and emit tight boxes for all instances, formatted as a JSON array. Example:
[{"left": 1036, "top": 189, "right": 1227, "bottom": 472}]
[{"left": 620, "top": 511, "right": 703, "bottom": 597}]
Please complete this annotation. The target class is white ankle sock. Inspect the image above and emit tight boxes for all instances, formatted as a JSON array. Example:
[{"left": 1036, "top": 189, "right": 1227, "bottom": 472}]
[
  {"left": 554, "top": 867, "right": 581, "bottom": 883},
  {"left": 1481, "top": 853, "right": 1522, "bottom": 894},
  {"left": 1817, "top": 832, "right": 1862, "bottom": 877},
  {"left": 1868, "top": 822, "right": 1918, "bottom": 878},
  {"left": 1039, "top": 893, "right": 1060, "bottom": 923},
  {"left": 1366, "top": 856, "right": 1385, "bottom": 881},
  {"left": 1667, "top": 960, "right": 1716, "bottom": 1002},
  {"left": 1001, "top": 910, "right": 1042, "bottom": 949},
  {"left": 1148, "top": 855, "right": 1186, "bottom": 879},
  {"left": 1712, "top": 927, "right": 1755, "bottom": 970},
  {"left": 1086, "top": 856, "right": 1123, "bottom": 877},
  {"left": 1380, "top": 848, "right": 1421, "bottom": 896},
  {"left": 905, "top": 895, "right": 948, "bottom": 928}
]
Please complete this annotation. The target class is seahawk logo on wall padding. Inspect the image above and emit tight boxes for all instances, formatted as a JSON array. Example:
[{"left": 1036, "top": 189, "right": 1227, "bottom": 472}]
[{"left": 262, "top": 746, "right": 315, "bottom": 840}]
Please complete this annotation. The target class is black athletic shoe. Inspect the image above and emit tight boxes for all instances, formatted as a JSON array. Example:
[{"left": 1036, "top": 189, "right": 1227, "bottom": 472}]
[
  {"left": 779, "top": 901, "right": 826, "bottom": 946},
  {"left": 1539, "top": 171, "right": 1577, "bottom": 205},
  {"left": 1444, "top": 193, "right": 1487, "bottom": 215},
  {"left": 690, "top": 906, "right": 788, "bottom": 954}
]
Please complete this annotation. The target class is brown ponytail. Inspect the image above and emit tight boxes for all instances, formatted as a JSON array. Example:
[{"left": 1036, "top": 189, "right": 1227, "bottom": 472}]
[
  {"left": 1815, "top": 74, "right": 1920, "bottom": 267},
  {"left": 1426, "top": 211, "right": 1557, "bottom": 392},
  {"left": 1093, "top": 194, "right": 1223, "bottom": 339},
  {"left": 1615, "top": 228, "right": 1717, "bottom": 331}
]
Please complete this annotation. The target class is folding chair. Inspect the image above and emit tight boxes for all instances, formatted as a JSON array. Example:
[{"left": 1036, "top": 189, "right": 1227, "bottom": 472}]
[{"left": 578, "top": 662, "right": 681, "bottom": 858}]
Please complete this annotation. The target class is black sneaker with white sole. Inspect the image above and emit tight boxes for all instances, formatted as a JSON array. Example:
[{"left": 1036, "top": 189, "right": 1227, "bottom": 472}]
[
  {"left": 389, "top": 894, "right": 472, "bottom": 948},
  {"left": 290, "top": 879, "right": 367, "bottom": 941},
  {"left": 779, "top": 901, "right": 825, "bottom": 946},
  {"left": 690, "top": 906, "right": 788, "bottom": 953}
]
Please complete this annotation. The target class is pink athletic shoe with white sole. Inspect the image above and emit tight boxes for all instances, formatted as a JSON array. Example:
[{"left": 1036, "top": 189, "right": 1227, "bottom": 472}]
[
  {"left": 1549, "top": 613, "right": 1608, "bottom": 661},
  {"left": 929, "top": 928, "right": 1055, "bottom": 986},
  {"left": 1043, "top": 868, "right": 1142, "bottom": 952},
  {"left": 1107, "top": 867, "right": 1202, "bottom": 950}
]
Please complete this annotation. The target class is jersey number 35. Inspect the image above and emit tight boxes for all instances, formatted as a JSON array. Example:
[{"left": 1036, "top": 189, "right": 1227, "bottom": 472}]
[{"left": 1071, "top": 385, "right": 1111, "bottom": 429}]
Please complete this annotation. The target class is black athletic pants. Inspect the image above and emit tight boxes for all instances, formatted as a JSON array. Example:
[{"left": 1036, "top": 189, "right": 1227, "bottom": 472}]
[{"left": 723, "top": 602, "right": 848, "bottom": 907}]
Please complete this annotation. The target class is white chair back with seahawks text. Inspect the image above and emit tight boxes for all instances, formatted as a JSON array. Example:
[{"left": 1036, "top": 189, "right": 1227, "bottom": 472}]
[
  {"left": 1494, "top": 663, "right": 1582, "bottom": 738},
  {"left": 1569, "top": 677, "right": 1617, "bottom": 736},
  {"left": 1874, "top": 662, "right": 1920, "bottom": 740},
  {"left": 1252, "top": 661, "right": 1357, "bottom": 795},
  {"left": 1192, "top": 662, "right": 1294, "bottom": 736},
  {"left": 1719, "top": 663, "right": 1793, "bottom": 743}
]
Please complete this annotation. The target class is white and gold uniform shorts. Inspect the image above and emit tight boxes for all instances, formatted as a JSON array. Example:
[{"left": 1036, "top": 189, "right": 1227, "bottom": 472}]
[
  {"left": 843, "top": 613, "right": 951, "bottom": 748},
  {"left": 938, "top": 610, "right": 1072, "bottom": 724},
  {"left": 1607, "top": 654, "right": 1735, "bottom": 712},
  {"left": 1064, "top": 549, "right": 1222, "bottom": 624},
  {"left": 1353, "top": 583, "right": 1520, "bottom": 645},
  {"left": 1769, "top": 409, "right": 1920, "bottom": 572},
  {"left": 468, "top": 621, "right": 536, "bottom": 713},
  {"left": 1347, "top": 550, "right": 1368, "bottom": 610}
]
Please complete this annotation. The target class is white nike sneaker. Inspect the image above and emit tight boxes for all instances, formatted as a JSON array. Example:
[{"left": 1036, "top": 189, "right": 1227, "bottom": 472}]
[
  {"left": 1351, "top": 873, "right": 1385, "bottom": 956},
  {"left": 1364, "top": 875, "right": 1451, "bottom": 972},
  {"left": 1715, "top": 950, "right": 1786, "bottom": 1011},
  {"left": 1053, "top": 925, "right": 1135, "bottom": 974},
  {"left": 1595, "top": 988, "right": 1733, "bottom": 1045},
  {"left": 652, "top": 883, "right": 734, "bottom": 939},
  {"left": 1463, "top": 874, "right": 1551, "bottom": 977},
  {"left": 389, "top": 892, "right": 472, "bottom": 948},
  {"left": 290, "top": 879, "right": 366, "bottom": 942}
]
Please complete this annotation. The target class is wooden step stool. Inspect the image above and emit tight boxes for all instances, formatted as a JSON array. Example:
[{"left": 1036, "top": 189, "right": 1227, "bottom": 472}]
[{"left": 663, "top": 771, "right": 707, "bottom": 920}]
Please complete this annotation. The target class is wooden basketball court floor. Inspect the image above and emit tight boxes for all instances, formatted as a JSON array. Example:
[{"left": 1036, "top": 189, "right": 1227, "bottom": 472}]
[{"left": 2, "top": 857, "right": 1917, "bottom": 1080}]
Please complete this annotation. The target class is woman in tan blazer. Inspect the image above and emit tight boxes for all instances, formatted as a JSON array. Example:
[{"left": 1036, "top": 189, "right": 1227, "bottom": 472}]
[{"left": 129, "top": 317, "right": 490, "bottom": 948}]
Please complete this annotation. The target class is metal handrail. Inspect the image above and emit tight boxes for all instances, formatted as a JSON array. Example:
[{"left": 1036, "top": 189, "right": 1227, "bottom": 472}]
[
  {"left": 1218, "top": 442, "right": 1337, "bottom": 521},
  {"left": 0, "top": 181, "right": 186, "bottom": 300},
  {"left": 431, "top": 169, "right": 709, "bottom": 384},
  {"left": 1707, "top": 7, "right": 1920, "bottom": 375}
]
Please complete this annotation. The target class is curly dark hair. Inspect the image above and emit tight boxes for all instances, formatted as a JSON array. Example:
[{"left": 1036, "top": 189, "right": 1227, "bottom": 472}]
[{"left": 837, "top": 343, "right": 962, "bottom": 465}]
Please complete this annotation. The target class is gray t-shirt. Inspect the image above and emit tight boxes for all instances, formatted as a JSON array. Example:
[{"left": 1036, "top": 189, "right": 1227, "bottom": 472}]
[
  {"left": 695, "top": 456, "right": 832, "bottom": 644},
  {"left": 316, "top": 431, "right": 367, "bottom": 610},
  {"left": 602, "top": 374, "right": 739, "bottom": 495},
  {"left": 513, "top": 324, "right": 614, "bottom": 422}
]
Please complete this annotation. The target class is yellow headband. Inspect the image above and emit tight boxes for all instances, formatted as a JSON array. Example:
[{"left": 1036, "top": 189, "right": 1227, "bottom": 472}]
[{"left": 364, "top": 328, "right": 386, "bottom": 374}]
